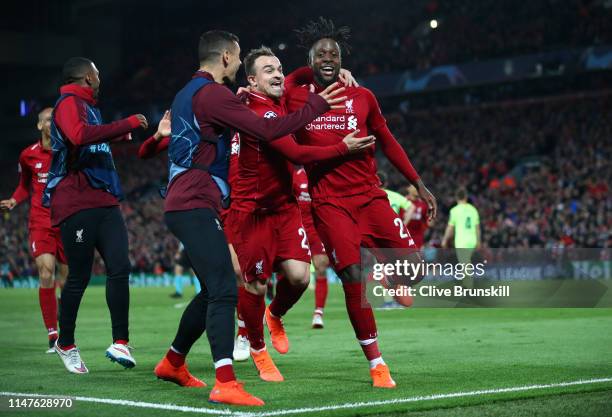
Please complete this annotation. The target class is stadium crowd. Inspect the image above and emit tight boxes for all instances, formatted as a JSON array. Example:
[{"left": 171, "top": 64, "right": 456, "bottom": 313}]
[
  {"left": 108, "top": 0, "right": 612, "bottom": 104},
  {"left": 2, "top": 92, "right": 609, "bottom": 278}
]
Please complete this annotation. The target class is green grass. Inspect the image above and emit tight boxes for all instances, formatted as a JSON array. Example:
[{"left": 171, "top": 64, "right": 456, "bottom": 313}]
[{"left": 0, "top": 285, "right": 611, "bottom": 417}]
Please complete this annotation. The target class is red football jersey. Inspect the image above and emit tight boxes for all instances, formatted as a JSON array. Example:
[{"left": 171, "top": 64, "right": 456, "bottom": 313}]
[
  {"left": 229, "top": 92, "right": 294, "bottom": 212},
  {"left": 286, "top": 84, "right": 387, "bottom": 199},
  {"left": 407, "top": 198, "right": 429, "bottom": 248},
  {"left": 11, "top": 141, "right": 53, "bottom": 230}
]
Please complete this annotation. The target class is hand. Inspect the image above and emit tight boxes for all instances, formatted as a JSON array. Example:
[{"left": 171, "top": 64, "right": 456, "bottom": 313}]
[
  {"left": 134, "top": 114, "right": 148, "bottom": 129},
  {"left": 236, "top": 86, "right": 252, "bottom": 95},
  {"left": 416, "top": 180, "right": 437, "bottom": 221},
  {"left": 339, "top": 68, "right": 359, "bottom": 87},
  {"left": 0, "top": 198, "right": 17, "bottom": 211},
  {"left": 312, "top": 82, "right": 347, "bottom": 110},
  {"left": 342, "top": 129, "right": 375, "bottom": 153},
  {"left": 154, "top": 110, "right": 171, "bottom": 140}
]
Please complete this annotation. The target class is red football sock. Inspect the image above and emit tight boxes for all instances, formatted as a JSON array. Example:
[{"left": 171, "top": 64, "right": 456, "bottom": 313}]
[
  {"left": 359, "top": 338, "right": 382, "bottom": 361},
  {"left": 342, "top": 282, "right": 378, "bottom": 343},
  {"left": 114, "top": 339, "right": 129, "bottom": 345},
  {"left": 314, "top": 275, "right": 328, "bottom": 311},
  {"left": 236, "top": 288, "right": 248, "bottom": 337},
  {"left": 166, "top": 348, "right": 185, "bottom": 367},
  {"left": 239, "top": 286, "right": 266, "bottom": 350},
  {"left": 215, "top": 364, "right": 236, "bottom": 383},
  {"left": 270, "top": 277, "right": 308, "bottom": 318},
  {"left": 39, "top": 287, "right": 57, "bottom": 333}
]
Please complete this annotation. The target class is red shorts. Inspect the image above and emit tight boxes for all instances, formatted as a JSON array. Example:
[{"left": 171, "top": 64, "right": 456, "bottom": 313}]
[
  {"left": 298, "top": 202, "right": 326, "bottom": 257},
  {"left": 312, "top": 190, "right": 416, "bottom": 272},
  {"left": 29, "top": 227, "right": 67, "bottom": 264},
  {"left": 225, "top": 204, "right": 311, "bottom": 282}
]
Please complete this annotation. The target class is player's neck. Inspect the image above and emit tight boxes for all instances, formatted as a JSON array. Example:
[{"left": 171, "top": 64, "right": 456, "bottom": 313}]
[
  {"left": 198, "top": 65, "right": 224, "bottom": 84},
  {"left": 41, "top": 136, "right": 51, "bottom": 150}
]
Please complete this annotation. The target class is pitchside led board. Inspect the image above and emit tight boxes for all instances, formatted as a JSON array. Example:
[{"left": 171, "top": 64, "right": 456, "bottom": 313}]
[{"left": 362, "top": 248, "right": 612, "bottom": 308}]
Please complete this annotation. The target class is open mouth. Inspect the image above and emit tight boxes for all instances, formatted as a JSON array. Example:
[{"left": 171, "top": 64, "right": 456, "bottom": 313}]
[
  {"left": 320, "top": 65, "right": 335, "bottom": 77},
  {"left": 270, "top": 79, "right": 282, "bottom": 88}
]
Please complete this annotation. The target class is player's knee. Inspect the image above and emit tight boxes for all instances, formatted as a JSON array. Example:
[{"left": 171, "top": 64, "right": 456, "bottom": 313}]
[
  {"left": 107, "top": 258, "right": 131, "bottom": 280},
  {"left": 313, "top": 255, "right": 329, "bottom": 274},
  {"left": 339, "top": 264, "right": 361, "bottom": 284},
  {"left": 286, "top": 268, "right": 310, "bottom": 288},
  {"left": 39, "top": 268, "right": 54, "bottom": 288}
]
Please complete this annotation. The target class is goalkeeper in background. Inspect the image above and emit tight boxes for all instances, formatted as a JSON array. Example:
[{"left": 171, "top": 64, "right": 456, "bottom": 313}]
[{"left": 442, "top": 187, "right": 481, "bottom": 283}]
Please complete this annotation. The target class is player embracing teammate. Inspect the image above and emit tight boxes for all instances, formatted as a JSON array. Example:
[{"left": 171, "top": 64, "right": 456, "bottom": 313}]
[
  {"left": 226, "top": 46, "right": 374, "bottom": 382},
  {"left": 284, "top": 18, "right": 437, "bottom": 388}
]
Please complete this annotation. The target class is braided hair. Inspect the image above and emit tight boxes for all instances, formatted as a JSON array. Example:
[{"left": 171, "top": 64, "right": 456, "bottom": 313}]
[{"left": 295, "top": 16, "right": 351, "bottom": 60}]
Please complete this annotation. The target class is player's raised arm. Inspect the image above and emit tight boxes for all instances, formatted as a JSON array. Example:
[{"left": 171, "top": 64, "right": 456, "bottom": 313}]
[{"left": 138, "top": 110, "right": 171, "bottom": 159}]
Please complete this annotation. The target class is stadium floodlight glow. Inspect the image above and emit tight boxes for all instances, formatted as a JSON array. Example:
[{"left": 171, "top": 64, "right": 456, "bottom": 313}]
[
  {"left": 430, "top": 19, "right": 438, "bottom": 29},
  {"left": 278, "top": 43, "right": 286, "bottom": 50}
]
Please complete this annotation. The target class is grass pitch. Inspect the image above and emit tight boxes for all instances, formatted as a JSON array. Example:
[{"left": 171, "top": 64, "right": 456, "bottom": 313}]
[{"left": 0, "top": 285, "right": 611, "bottom": 416}]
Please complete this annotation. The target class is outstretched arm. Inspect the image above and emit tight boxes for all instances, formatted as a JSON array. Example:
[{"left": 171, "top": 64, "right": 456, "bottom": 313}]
[
  {"left": 1, "top": 155, "right": 30, "bottom": 210},
  {"left": 267, "top": 129, "right": 375, "bottom": 164},
  {"left": 55, "top": 96, "right": 148, "bottom": 146}
]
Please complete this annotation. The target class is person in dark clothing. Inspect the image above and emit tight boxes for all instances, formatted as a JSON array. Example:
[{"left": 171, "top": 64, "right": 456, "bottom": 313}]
[
  {"left": 45, "top": 57, "right": 148, "bottom": 374},
  {"left": 153, "top": 30, "right": 346, "bottom": 407}
]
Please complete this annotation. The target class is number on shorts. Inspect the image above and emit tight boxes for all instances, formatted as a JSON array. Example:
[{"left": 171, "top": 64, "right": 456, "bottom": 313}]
[
  {"left": 394, "top": 218, "right": 409, "bottom": 239},
  {"left": 298, "top": 227, "right": 311, "bottom": 255}
]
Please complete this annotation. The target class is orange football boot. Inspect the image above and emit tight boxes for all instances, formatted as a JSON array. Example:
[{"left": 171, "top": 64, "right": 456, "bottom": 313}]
[
  {"left": 208, "top": 380, "right": 265, "bottom": 406},
  {"left": 251, "top": 348, "right": 284, "bottom": 382},
  {"left": 265, "top": 307, "right": 289, "bottom": 354},
  {"left": 370, "top": 364, "right": 397, "bottom": 388},
  {"left": 154, "top": 357, "right": 206, "bottom": 387}
]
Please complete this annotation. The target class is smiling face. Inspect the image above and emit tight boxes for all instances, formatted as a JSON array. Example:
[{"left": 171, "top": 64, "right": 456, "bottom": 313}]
[
  {"left": 248, "top": 55, "right": 285, "bottom": 99},
  {"left": 309, "top": 38, "right": 341, "bottom": 87}
]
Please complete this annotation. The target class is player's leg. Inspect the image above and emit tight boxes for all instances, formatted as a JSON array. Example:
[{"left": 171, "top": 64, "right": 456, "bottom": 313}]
[
  {"left": 314, "top": 198, "right": 395, "bottom": 388},
  {"left": 94, "top": 207, "right": 134, "bottom": 368},
  {"left": 171, "top": 263, "right": 185, "bottom": 298},
  {"left": 54, "top": 227, "right": 68, "bottom": 291},
  {"left": 266, "top": 207, "right": 312, "bottom": 353},
  {"left": 230, "top": 243, "right": 250, "bottom": 362},
  {"left": 56, "top": 209, "right": 99, "bottom": 374},
  {"left": 164, "top": 208, "right": 262, "bottom": 406},
  {"left": 34, "top": 252, "right": 59, "bottom": 352},
  {"left": 312, "top": 253, "right": 329, "bottom": 328},
  {"left": 155, "top": 284, "right": 208, "bottom": 388},
  {"left": 301, "top": 208, "right": 329, "bottom": 327},
  {"left": 242, "top": 278, "right": 283, "bottom": 382},
  {"left": 362, "top": 195, "right": 422, "bottom": 306}
]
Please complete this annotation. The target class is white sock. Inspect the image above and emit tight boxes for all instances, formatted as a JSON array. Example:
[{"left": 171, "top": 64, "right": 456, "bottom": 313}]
[
  {"left": 214, "top": 358, "right": 233, "bottom": 369},
  {"left": 369, "top": 356, "right": 385, "bottom": 369}
]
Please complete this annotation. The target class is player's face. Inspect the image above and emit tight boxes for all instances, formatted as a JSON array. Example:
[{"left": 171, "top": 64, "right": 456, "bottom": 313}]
[
  {"left": 224, "top": 41, "right": 242, "bottom": 84},
  {"left": 37, "top": 108, "right": 52, "bottom": 138},
  {"left": 86, "top": 63, "right": 101, "bottom": 98},
  {"left": 249, "top": 55, "right": 284, "bottom": 99},
  {"left": 310, "top": 38, "right": 341, "bottom": 87}
]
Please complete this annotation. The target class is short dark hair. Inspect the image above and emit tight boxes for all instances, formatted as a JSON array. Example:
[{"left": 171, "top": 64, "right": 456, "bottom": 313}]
[
  {"left": 295, "top": 17, "right": 351, "bottom": 56},
  {"left": 62, "top": 57, "right": 93, "bottom": 85},
  {"left": 243, "top": 46, "right": 276, "bottom": 76},
  {"left": 198, "top": 30, "right": 239, "bottom": 64},
  {"left": 456, "top": 187, "right": 468, "bottom": 201}
]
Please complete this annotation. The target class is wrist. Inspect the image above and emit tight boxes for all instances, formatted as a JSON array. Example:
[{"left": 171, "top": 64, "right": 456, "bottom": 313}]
[{"left": 153, "top": 132, "right": 162, "bottom": 141}]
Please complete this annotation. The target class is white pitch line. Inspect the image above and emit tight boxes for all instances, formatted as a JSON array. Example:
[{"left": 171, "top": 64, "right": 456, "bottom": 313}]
[{"left": 1, "top": 377, "right": 611, "bottom": 417}]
